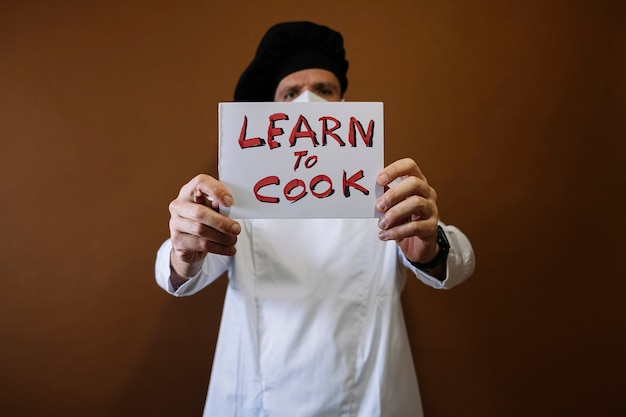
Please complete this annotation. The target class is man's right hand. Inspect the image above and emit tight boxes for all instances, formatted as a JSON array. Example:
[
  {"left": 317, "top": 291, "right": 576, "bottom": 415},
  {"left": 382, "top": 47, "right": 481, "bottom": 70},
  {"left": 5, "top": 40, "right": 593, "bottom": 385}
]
[{"left": 168, "top": 174, "right": 241, "bottom": 279}]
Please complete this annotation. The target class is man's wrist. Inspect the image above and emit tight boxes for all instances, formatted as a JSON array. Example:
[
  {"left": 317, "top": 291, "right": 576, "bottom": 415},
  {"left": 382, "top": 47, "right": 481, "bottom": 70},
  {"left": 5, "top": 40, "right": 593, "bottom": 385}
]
[
  {"left": 169, "top": 249, "right": 204, "bottom": 289},
  {"left": 409, "top": 226, "right": 450, "bottom": 270},
  {"left": 169, "top": 263, "right": 191, "bottom": 291}
]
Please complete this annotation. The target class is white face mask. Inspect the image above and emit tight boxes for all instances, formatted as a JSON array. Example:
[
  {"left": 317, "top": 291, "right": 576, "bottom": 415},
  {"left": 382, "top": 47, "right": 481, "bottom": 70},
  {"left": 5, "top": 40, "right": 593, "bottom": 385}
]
[{"left": 291, "top": 90, "right": 328, "bottom": 102}]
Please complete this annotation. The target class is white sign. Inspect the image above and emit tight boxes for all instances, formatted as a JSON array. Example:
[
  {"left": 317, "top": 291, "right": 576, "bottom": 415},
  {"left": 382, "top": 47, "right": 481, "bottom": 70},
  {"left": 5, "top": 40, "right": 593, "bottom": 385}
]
[{"left": 218, "top": 102, "right": 384, "bottom": 218}]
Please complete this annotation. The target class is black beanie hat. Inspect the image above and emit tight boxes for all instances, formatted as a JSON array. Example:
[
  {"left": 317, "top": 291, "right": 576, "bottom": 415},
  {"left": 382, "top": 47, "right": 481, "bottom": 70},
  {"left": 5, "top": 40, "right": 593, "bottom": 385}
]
[{"left": 233, "top": 21, "right": 349, "bottom": 101}]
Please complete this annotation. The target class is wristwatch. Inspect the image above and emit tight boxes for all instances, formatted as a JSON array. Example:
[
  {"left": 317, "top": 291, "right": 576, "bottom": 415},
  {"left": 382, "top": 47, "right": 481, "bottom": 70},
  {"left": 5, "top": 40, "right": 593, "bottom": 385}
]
[{"left": 410, "top": 225, "right": 450, "bottom": 270}]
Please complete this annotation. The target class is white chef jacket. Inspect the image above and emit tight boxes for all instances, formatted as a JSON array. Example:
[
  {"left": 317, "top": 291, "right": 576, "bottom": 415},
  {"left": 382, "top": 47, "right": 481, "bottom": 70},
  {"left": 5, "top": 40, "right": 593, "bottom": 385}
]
[{"left": 155, "top": 218, "right": 475, "bottom": 417}]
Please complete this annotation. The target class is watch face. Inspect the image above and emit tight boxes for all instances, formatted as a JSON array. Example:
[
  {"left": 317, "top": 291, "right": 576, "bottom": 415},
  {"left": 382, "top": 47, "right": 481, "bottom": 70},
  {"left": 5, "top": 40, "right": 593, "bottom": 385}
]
[{"left": 438, "top": 226, "right": 450, "bottom": 254}]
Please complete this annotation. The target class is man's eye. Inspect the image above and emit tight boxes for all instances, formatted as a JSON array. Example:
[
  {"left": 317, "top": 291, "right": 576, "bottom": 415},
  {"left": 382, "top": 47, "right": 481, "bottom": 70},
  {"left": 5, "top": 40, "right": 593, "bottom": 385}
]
[
  {"left": 284, "top": 91, "right": 298, "bottom": 99},
  {"left": 318, "top": 88, "right": 333, "bottom": 96}
]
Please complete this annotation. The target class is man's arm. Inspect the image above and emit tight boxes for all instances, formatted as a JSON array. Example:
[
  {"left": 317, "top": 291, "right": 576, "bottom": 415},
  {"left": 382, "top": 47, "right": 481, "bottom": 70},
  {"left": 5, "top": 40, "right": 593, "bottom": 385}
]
[
  {"left": 168, "top": 174, "right": 240, "bottom": 278},
  {"left": 155, "top": 238, "right": 231, "bottom": 296},
  {"left": 375, "top": 158, "right": 474, "bottom": 284},
  {"left": 155, "top": 174, "right": 240, "bottom": 294},
  {"left": 403, "top": 223, "right": 475, "bottom": 289}
]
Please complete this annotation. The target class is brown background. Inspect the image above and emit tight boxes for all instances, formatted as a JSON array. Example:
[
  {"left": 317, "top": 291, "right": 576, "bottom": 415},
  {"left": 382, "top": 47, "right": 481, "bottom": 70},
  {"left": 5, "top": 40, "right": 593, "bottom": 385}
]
[{"left": 1, "top": 0, "right": 624, "bottom": 416}]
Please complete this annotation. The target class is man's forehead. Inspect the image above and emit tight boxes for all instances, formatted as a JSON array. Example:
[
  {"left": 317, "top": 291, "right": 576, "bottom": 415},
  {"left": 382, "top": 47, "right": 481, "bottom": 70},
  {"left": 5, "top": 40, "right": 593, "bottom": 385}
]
[{"left": 277, "top": 69, "right": 341, "bottom": 87}]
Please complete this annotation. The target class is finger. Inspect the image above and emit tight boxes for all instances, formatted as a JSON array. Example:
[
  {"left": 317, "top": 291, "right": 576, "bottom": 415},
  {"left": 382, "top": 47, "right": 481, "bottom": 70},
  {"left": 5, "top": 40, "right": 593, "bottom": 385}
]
[
  {"left": 171, "top": 231, "right": 237, "bottom": 256},
  {"left": 379, "top": 195, "right": 436, "bottom": 232},
  {"left": 379, "top": 217, "right": 438, "bottom": 242},
  {"left": 171, "top": 216, "right": 239, "bottom": 246},
  {"left": 376, "top": 158, "right": 424, "bottom": 187},
  {"left": 170, "top": 199, "right": 241, "bottom": 236},
  {"left": 181, "top": 174, "right": 234, "bottom": 208},
  {"left": 387, "top": 194, "right": 435, "bottom": 223},
  {"left": 376, "top": 176, "right": 435, "bottom": 213}
]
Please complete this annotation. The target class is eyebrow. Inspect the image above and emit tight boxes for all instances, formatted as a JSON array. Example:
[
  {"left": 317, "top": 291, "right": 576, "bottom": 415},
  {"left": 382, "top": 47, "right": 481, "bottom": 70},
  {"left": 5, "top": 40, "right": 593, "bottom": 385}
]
[
  {"left": 279, "top": 82, "right": 339, "bottom": 93},
  {"left": 312, "top": 82, "right": 339, "bottom": 91}
]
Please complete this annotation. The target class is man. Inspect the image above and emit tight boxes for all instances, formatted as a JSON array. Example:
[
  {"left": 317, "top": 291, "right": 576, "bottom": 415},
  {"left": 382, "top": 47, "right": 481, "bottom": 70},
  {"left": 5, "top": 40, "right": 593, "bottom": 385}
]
[{"left": 156, "top": 21, "right": 475, "bottom": 416}]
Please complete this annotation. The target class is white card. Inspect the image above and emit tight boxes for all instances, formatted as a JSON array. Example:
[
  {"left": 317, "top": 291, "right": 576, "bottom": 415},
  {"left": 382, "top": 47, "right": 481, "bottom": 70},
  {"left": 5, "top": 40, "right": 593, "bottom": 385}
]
[{"left": 218, "top": 101, "right": 384, "bottom": 218}]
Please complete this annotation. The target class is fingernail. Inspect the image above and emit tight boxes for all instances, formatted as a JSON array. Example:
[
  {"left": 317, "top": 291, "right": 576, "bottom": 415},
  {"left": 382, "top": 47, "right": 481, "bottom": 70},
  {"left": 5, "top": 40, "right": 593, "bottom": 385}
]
[
  {"left": 223, "top": 195, "right": 233, "bottom": 207},
  {"left": 376, "top": 199, "right": 386, "bottom": 211},
  {"left": 378, "top": 217, "right": 387, "bottom": 229},
  {"left": 378, "top": 174, "right": 388, "bottom": 185},
  {"left": 378, "top": 230, "right": 388, "bottom": 240},
  {"left": 230, "top": 222, "right": 241, "bottom": 234}
]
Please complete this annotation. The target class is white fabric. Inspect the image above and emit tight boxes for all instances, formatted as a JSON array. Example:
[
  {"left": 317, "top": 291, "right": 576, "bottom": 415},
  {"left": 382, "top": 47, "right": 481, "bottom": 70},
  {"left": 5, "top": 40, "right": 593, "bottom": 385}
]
[
  {"left": 155, "top": 218, "right": 475, "bottom": 417},
  {"left": 291, "top": 90, "right": 328, "bottom": 102}
]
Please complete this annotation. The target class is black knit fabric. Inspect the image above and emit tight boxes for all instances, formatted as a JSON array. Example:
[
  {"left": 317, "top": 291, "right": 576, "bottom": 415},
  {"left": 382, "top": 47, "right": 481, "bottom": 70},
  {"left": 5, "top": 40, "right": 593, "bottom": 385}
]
[{"left": 233, "top": 21, "right": 349, "bottom": 101}]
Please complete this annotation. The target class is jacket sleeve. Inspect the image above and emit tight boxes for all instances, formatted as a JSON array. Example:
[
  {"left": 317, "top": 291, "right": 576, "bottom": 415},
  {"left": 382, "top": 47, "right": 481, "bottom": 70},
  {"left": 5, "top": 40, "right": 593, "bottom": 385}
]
[
  {"left": 402, "top": 223, "right": 475, "bottom": 290},
  {"left": 155, "top": 239, "right": 232, "bottom": 297}
]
